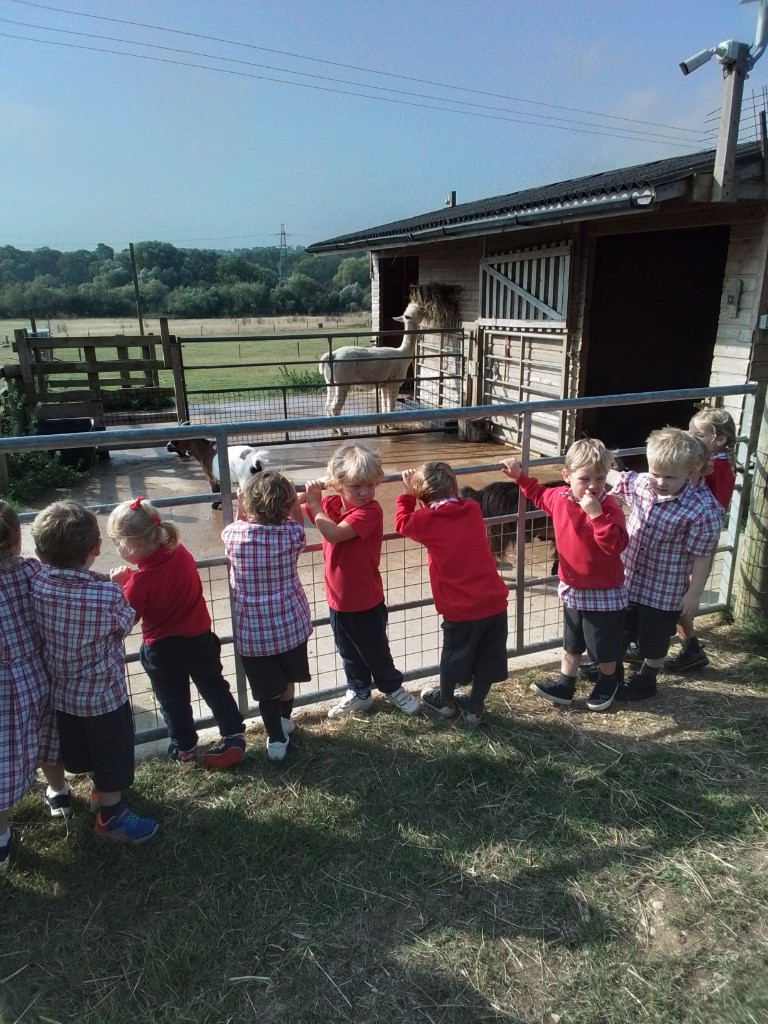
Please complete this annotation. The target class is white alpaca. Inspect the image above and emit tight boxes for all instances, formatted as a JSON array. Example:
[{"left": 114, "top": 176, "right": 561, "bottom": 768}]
[{"left": 319, "top": 301, "right": 423, "bottom": 433}]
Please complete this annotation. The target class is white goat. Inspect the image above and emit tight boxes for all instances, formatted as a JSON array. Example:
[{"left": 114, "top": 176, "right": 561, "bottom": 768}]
[{"left": 319, "top": 301, "right": 423, "bottom": 433}]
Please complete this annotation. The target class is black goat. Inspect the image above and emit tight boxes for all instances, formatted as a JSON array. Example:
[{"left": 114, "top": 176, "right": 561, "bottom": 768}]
[{"left": 459, "top": 480, "right": 560, "bottom": 575}]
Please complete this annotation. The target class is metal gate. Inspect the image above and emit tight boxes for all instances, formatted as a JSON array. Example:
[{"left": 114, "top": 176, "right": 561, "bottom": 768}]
[{"left": 477, "top": 242, "right": 571, "bottom": 454}]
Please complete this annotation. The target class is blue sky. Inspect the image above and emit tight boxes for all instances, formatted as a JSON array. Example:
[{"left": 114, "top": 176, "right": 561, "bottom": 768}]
[{"left": 1, "top": 0, "right": 767, "bottom": 252}]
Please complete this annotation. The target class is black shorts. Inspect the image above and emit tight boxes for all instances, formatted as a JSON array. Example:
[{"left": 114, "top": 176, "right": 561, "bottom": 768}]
[
  {"left": 624, "top": 604, "right": 680, "bottom": 660},
  {"left": 563, "top": 607, "right": 625, "bottom": 663},
  {"left": 55, "top": 701, "right": 135, "bottom": 793},
  {"left": 240, "top": 643, "right": 311, "bottom": 702},
  {"left": 440, "top": 611, "right": 508, "bottom": 690}
]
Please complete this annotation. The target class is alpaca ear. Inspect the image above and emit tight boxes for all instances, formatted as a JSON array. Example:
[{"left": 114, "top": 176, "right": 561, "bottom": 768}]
[{"left": 393, "top": 315, "right": 406, "bottom": 324}]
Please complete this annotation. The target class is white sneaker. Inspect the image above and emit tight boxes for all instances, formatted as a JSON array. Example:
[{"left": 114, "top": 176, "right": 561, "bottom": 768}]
[
  {"left": 328, "top": 689, "right": 374, "bottom": 719},
  {"left": 386, "top": 687, "right": 420, "bottom": 715},
  {"left": 267, "top": 735, "right": 289, "bottom": 761},
  {"left": 281, "top": 717, "right": 296, "bottom": 735}
]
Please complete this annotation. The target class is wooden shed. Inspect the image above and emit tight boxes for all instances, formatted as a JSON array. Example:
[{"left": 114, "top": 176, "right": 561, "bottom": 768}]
[{"left": 308, "top": 143, "right": 768, "bottom": 455}]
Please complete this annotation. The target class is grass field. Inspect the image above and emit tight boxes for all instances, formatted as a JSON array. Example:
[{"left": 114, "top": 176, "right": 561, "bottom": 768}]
[
  {"left": 2, "top": 614, "right": 768, "bottom": 1024},
  {"left": 0, "top": 314, "right": 372, "bottom": 395}
]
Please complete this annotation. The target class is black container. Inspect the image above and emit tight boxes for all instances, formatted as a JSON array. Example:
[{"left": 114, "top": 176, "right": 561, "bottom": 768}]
[{"left": 37, "top": 417, "right": 97, "bottom": 470}]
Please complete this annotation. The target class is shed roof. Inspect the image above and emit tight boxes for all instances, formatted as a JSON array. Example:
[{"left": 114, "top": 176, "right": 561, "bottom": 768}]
[{"left": 308, "top": 143, "right": 764, "bottom": 252}]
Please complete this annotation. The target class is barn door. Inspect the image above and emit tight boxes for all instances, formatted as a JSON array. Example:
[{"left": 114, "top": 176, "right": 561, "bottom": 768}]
[{"left": 477, "top": 242, "right": 571, "bottom": 455}]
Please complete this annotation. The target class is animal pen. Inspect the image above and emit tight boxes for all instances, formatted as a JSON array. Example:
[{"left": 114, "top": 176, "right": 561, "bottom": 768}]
[{"left": 0, "top": 383, "right": 756, "bottom": 746}]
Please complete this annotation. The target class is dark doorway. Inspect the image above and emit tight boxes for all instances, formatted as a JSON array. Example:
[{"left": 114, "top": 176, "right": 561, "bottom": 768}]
[
  {"left": 378, "top": 255, "right": 419, "bottom": 347},
  {"left": 579, "top": 226, "right": 730, "bottom": 453}
]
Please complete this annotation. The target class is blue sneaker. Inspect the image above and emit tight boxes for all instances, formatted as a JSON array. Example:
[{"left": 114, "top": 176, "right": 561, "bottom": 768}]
[{"left": 94, "top": 806, "right": 158, "bottom": 845}]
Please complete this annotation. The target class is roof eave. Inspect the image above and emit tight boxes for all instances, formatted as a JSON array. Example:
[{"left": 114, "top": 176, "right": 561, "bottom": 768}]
[{"left": 308, "top": 188, "right": 657, "bottom": 253}]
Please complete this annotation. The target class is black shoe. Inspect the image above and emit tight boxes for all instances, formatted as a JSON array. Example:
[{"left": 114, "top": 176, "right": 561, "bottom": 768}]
[
  {"left": 578, "top": 661, "right": 599, "bottom": 682},
  {"left": 663, "top": 647, "right": 709, "bottom": 673},
  {"left": 45, "top": 786, "right": 73, "bottom": 818},
  {"left": 529, "top": 679, "right": 575, "bottom": 707},
  {"left": 586, "top": 677, "right": 619, "bottom": 712},
  {"left": 615, "top": 672, "right": 657, "bottom": 703}
]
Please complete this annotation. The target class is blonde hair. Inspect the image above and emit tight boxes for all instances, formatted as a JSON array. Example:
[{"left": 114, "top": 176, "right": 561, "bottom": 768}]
[
  {"left": 690, "top": 406, "right": 737, "bottom": 456},
  {"left": 646, "top": 427, "right": 701, "bottom": 473},
  {"left": 31, "top": 500, "right": 100, "bottom": 569},
  {"left": 0, "top": 501, "right": 21, "bottom": 570},
  {"left": 241, "top": 471, "right": 297, "bottom": 525},
  {"left": 564, "top": 438, "right": 613, "bottom": 474},
  {"left": 107, "top": 497, "right": 179, "bottom": 552},
  {"left": 325, "top": 442, "right": 384, "bottom": 489},
  {"left": 689, "top": 435, "right": 710, "bottom": 473},
  {"left": 410, "top": 461, "right": 457, "bottom": 503}
]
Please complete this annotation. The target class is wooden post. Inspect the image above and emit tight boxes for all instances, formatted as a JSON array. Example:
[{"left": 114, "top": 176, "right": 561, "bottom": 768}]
[
  {"left": 733, "top": 387, "right": 768, "bottom": 619},
  {"left": 712, "top": 43, "right": 750, "bottom": 202},
  {"left": 161, "top": 318, "right": 188, "bottom": 422}
]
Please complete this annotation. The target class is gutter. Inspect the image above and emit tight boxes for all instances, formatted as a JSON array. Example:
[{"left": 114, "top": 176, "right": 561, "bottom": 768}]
[{"left": 309, "top": 189, "right": 656, "bottom": 252}]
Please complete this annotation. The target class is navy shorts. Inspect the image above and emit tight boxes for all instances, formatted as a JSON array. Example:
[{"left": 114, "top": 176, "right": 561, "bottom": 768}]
[
  {"left": 56, "top": 701, "right": 135, "bottom": 793},
  {"left": 563, "top": 607, "right": 625, "bottom": 663},
  {"left": 241, "top": 643, "right": 311, "bottom": 702}
]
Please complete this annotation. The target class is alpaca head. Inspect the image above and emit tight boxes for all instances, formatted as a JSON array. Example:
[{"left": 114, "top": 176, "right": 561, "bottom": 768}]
[{"left": 393, "top": 301, "right": 423, "bottom": 330}]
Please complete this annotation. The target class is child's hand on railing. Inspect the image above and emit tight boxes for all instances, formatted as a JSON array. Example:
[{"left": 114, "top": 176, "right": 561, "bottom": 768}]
[
  {"left": 500, "top": 459, "right": 522, "bottom": 481},
  {"left": 401, "top": 469, "right": 418, "bottom": 495}
]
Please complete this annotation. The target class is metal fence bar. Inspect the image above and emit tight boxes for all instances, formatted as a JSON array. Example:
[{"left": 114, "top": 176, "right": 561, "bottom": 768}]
[{"left": 5, "top": 382, "right": 757, "bottom": 745}]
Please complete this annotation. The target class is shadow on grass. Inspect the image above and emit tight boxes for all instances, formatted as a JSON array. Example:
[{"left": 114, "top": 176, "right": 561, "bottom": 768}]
[{"left": 3, "top": 675, "right": 768, "bottom": 1024}]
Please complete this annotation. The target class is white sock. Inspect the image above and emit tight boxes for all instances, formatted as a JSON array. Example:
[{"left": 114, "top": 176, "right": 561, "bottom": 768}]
[
  {"left": 46, "top": 782, "right": 70, "bottom": 798},
  {"left": 0, "top": 828, "right": 10, "bottom": 846}
]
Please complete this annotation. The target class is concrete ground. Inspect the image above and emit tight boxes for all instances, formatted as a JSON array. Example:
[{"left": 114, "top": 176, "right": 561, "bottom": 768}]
[{"left": 21, "top": 427, "right": 562, "bottom": 756}]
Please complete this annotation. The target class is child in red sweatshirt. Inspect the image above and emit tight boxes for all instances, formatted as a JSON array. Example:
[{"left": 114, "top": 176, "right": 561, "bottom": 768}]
[
  {"left": 395, "top": 461, "right": 509, "bottom": 726},
  {"left": 501, "top": 438, "right": 628, "bottom": 712}
]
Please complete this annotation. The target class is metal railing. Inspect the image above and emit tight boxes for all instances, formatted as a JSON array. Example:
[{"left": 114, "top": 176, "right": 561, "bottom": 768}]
[{"left": 2, "top": 381, "right": 756, "bottom": 744}]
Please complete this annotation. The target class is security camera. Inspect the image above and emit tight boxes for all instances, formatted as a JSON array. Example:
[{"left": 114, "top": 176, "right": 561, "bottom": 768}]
[{"left": 680, "top": 47, "right": 715, "bottom": 75}]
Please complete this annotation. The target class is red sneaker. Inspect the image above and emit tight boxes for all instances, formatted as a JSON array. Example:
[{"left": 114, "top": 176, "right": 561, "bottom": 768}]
[{"left": 203, "top": 735, "right": 246, "bottom": 770}]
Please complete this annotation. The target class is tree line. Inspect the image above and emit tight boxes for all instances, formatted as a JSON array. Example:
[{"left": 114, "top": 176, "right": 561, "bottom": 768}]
[{"left": 0, "top": 242, "right": 371, "bottom": 319}]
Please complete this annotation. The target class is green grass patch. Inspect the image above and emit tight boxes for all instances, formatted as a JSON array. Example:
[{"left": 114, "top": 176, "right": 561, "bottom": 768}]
[{"left": 3, "top": 623, "right": 768, "bottom": 1022}]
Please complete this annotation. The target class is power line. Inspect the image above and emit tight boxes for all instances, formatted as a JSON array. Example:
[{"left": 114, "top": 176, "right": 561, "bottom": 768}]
[
  {"left": 0, "top": 15, "right": 706, "bottom": 144},
  {"left": 0, "top": 31, "right": 708, "bottom": 149},
  {"left": 6, "top": 0, "right": 706, "bottom": 138}
]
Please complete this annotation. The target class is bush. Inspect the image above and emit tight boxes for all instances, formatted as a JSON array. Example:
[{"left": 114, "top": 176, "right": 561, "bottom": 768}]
[{"left": 0, "top": 381, "right": 81, "bottom": 504}]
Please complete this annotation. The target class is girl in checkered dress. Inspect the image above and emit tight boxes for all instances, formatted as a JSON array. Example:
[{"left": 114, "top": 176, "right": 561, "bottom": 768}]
[
  {"left": 0, "top": 502, "right": 69, "bottom": 870},
  {"left": 222, "top": 471, "right": 312, "bottom": 762}
]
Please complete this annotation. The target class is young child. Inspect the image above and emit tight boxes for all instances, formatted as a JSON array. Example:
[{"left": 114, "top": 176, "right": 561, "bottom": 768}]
[
  {"left": 29, "top": 500, "right": 157, "bottom": 845},
  {"left": 108, "top": 497, "right": 247, "bottom": 770},
  {"left": 608, "top": 427, "right": 723, "bottom": 702},
  {"left": 300, "top": 442, "right": 419, "bottom": 718},
  {"left": 502, "top": 439, "right": 628, "bottom": 712},
  {"left": 394, "top": 461, "right": 509, "bottom": 725},
  {"left": 663, "top": 434, "right": 726, "bottom": 673},
  {"left": 222, "top": 471, "right": 312, "bottom": 762},
  {"left": 0, "top": 502, "right": 72, "bottom": 869},
  {"left": 689, "top": 406, "right": 737, "bottom": 511}
]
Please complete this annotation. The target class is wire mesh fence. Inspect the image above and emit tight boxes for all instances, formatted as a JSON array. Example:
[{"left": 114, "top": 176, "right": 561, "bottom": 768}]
[{"left": 2, "top": 381, "right": 756, "bottom": 745}]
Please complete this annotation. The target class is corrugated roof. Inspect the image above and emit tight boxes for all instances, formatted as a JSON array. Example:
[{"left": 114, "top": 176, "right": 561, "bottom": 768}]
[{"left": 308, "top": 143, "right": 763, "bottom": 252}]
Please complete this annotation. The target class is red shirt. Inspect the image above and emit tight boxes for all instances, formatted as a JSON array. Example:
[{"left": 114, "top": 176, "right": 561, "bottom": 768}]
[
  {"left": 309, "top": 496, "right": 384, "bottom": 613},
  {"left": 517, "top": 476, "right": 628, "bottom": 591},
  {"left": 394, "top": 496, "right": 508, "bottom": 622},
  {"left": 706, "top": 454, "right": 735, "bottom": 510},
  {"left": 120, "top": 543, "right": 211, "bottom": 645}
]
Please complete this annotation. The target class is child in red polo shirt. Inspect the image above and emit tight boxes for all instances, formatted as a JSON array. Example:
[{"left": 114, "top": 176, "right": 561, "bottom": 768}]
[
  {"left": 300, "top": 442, "right": 418, "bottom": 719},
  {"left": 395, "top": 461, "right": 509, "bottom": 725},
  {"left": 108, "top": 496, "right": 246, "bottom": 768}
]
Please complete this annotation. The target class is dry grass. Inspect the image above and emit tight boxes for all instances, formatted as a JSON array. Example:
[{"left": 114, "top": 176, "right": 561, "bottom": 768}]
[{"left": 2, "top": 613, "right": 768, "bottom": 1024}]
